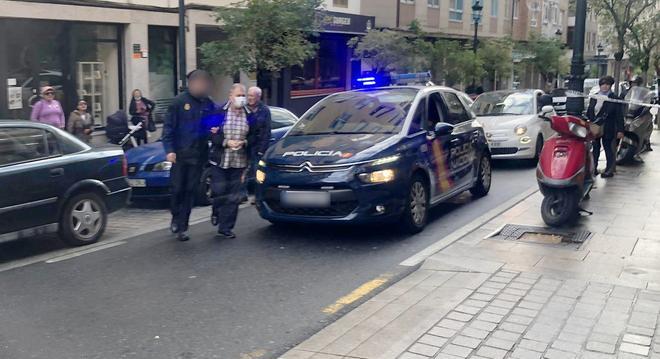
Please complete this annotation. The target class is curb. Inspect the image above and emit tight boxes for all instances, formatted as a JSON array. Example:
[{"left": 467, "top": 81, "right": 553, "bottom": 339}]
[{"left": 399, "top": 186, "right": 539, "bottom": 267}]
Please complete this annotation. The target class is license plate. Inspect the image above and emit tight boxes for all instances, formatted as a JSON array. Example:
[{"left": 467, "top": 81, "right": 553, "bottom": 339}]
[
  {"left": 488, "top": 141, "right": 502, "bottom": 147},
  {"left": 128, "top": 179, "right": 146, "bottom": 187},
  {"left": 281, "top": 191, "right": 330, "bottom": 208}
]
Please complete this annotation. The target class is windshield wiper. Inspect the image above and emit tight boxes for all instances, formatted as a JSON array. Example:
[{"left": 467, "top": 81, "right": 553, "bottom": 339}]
[
  {"left": 477, "top": 112, "right": 521, "bottom": 116},
  {"left": 289, "top": 130, "right": 393, "bottom": 136}
]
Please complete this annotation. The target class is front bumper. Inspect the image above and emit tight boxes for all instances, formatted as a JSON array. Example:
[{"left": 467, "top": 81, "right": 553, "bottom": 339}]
[
  {"left": 488, "top": 137, "right": 534, "bottom": 159},
  {"left": 127, "top": 171, "right": 171, "bottom": 199},
  {"left": 255, "top": 168, "right": 408, "bottom": 224}
]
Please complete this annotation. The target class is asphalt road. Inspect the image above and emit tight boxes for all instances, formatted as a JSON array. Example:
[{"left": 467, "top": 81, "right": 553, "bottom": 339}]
[{"left": 0, "top": 162, "right": 535, "bottom": 359}]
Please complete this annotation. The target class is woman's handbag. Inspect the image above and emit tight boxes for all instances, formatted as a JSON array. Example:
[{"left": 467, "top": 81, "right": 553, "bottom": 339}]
[{"left": 589, "top": 123, "right": 603, "bottom": 138}]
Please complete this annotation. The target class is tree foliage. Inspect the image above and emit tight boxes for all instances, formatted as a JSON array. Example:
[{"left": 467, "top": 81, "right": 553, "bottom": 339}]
[
  {"left": 626, "top": 12, "right": 660, "bottom": 79},
  {"left": 199, "top": 0, "right": 323, "bottom": 76},
  {"left": 516, "top": 33, "right": 569, "bottom": 83},
  {"left": 348, "top": 29, "right": 431, "bottom": 73},
  {"left": 590, "top": 0, "right": 657, "bottom": 59},
  {"left": 479, "top": 38, "right": 514, "bottom": 82}
]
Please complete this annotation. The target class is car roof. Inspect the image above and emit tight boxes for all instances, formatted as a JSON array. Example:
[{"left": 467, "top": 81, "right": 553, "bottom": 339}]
[
  {"left": 350, "top": 85, "right": 459, "bottom": 95},
  {"left": 0, "top": 120, "right": 54, "bottom": 129}
]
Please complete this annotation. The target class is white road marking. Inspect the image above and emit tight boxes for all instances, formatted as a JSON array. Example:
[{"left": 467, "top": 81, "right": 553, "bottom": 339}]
[
  {"left": 399, "top": 186, "right": 538, "bottom": 267},
  {"left": 45, "top": 241, "right": 127, "bottom": 263}
]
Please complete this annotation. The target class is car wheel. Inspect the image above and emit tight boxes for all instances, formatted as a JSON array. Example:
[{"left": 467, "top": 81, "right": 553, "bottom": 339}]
[
  {"left": 59, "top": 192, "right": 107, "bottom": 246},
  {"left": 196, "top": 168, "right": 213, "bottom": 206},
  {"left": 470, "top": 154, "right": 492, "bottom": 198},
  {"left": 533, "top": 135, "right": 544, "bottom": 162},
  {"left": 400, "top": 175, "right": 429, "bottom": 234}
]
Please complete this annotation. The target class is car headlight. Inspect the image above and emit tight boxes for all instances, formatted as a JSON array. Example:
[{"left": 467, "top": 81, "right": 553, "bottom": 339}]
[
  {"left": 258, "top": 159, "right": 266, "bottom": 167},
  {"left": 256, "top": 169, "right": 266, "bottom": 184},
  {"left": 152, "top": 161, "right": 172, "bottom": 171},
  {"left": 514, "top": 126, "right": 527, "bottom": 136},
  {"left": 358, "top": 169, "right": 395, "bottom": 183},
  {"left": 371, "top": 155, "right": 400, "bottom": 166},
  {"left": 568, "top": 122, "right": 588, "bottom": 138}
]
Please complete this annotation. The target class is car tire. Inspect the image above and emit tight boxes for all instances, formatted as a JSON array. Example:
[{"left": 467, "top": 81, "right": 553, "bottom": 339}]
[
  {"left": 59, "top": 192, "right": 107, "bottom": 246},
  {"left": 195, "top": 168, "right": 213, "bottom": 206},
  {"left": 533, "top": 135, "right": 544, "bottom": 163},
  {"left": 400, "top": 174, "right": 429, "bottom": 234},
  {"left": 470, "top": 154, "right": 492, "bottom": 198}
]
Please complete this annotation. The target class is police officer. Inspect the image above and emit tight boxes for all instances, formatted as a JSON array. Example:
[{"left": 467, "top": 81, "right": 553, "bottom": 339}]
[
  {"left": 162, "top": 70, "right": 215, "bottom": 241},
  {"left": 587, "top": 75, "right": 624, "bottom": 178}
]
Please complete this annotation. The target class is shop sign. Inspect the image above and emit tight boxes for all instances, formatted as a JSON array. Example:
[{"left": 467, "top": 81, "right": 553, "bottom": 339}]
[{"left": 319, "top": 11, "right": 375, "bottom": 34}]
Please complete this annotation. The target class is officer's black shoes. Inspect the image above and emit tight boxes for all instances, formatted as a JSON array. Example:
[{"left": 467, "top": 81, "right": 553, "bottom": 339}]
[
  {"left": 593, "top": 168, "right": 599, "bottom": 177},
  {"left": 170, "top": 221, "right": 179, "bottom": 234},
  {"left": 601, "top": 171, "right": 614, "bottom": 178},
  {"left": 216, "top": 231, "right": 236, "bottom": 239},
  {"left": 211, "top": 213, "right": 219, "bottom": 226},
  {"left": 177, "top": 231, "right": 190, "bottom": 242}
]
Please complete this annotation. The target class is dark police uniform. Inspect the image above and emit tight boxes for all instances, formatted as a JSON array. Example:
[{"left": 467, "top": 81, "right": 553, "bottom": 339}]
[{"left": 162, "top": 91, "right": 215, "bottom": 233}]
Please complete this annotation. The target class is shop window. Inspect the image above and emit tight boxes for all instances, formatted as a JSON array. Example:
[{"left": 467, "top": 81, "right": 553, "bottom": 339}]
[
  {"left": 149, "top": 26, "right": 177, "bottom": 107},
  {"left": 290, "top": 36, "right": 347, "bottom": 98},
  {"left": 1, "top": 20, "right": 121, "bottom": 127}
]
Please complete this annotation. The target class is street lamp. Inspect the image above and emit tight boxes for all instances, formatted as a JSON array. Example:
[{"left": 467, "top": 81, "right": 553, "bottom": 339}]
[
  {"left": 178, "top": 0, "right": 187, "bottom": 91},
  {"left": 472, "top": 0, "right": 484, "bottom": 54},
  {"left": 566, "top": 0, "right": 587, "bottom": 115}
]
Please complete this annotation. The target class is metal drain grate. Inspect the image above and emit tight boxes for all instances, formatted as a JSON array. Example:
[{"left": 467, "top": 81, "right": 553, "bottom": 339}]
[{"left": 488, "top": 224, "right": 592, "bottom": 244}]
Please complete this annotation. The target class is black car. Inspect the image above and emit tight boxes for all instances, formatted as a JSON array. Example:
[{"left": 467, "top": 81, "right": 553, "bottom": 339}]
[{"left": 0, "top": 121, "right": 130, "bottom": 246}]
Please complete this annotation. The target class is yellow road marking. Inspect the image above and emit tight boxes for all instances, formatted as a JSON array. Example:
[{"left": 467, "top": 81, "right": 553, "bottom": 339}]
[{"left": 322, "top": 274, "right": 393, "bottom": 314}]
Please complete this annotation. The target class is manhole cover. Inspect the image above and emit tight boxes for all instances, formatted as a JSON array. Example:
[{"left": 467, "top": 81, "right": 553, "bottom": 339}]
[{"left": 487, "top": 224, "right": 592, "bottom": 244}]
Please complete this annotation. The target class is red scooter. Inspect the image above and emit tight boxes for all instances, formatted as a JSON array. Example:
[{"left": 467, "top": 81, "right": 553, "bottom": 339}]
[{"left": 536, "top": 105, "right": 595, "bottom": 227}]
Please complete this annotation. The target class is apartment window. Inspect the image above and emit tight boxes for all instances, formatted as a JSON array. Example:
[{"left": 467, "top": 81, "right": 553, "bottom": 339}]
[
  {"left": 400, "top": 0, "right": 415, "bottom": 4},
  {"left": 333, "top": 0, "right": 349, "bottom": 7},
  {"left": 491, "top": 0, "right": 498, "bottom": 16},
  {"left": 552, "top": 7, "right": 559, "bottom": 24},
  {"left": 428, "top": 0, "right": 440, "bottom": 8},
  {"left": 450, "top": 0, "right": 464, "bottom": 21},
  {"left": 543, "top": 4, "right": 549, "bottom": 24}
]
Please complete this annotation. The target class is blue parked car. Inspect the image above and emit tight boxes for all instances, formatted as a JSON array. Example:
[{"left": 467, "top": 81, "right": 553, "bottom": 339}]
[
  {"left": 125, "top": 106, "right": 298, "bottom": 204},
  {"left": 254, "top": 86, "right": 492, "bottom": 233}
]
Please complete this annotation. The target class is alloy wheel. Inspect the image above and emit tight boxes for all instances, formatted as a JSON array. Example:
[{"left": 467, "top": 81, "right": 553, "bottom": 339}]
[
  {"left": 70, "top": 199, "right": 103, "bottom": 239},
  {"left": 410, "top": 182, "right": 427, "bottom": 225}
]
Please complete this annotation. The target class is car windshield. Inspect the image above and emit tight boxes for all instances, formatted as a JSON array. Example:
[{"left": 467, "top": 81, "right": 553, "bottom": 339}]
[
  {"left": 472, "top": 92, "right": 535, "bottom": 116},
  {"left": 288, "top": 88, "right": 418, "bottom": 136}
]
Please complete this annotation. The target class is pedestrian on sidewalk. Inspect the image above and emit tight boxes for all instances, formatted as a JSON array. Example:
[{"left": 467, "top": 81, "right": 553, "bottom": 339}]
[
  {"left": 162, "top": 70, "right": 215, "bottom": 242},
  {"left": 587, "top": 75, "right": 624, "bottom": 178},
  {"left": 208, "top": 83, "right": 257, "bottom": 239},
  {"left": 129, "top": 89, "right": 155, "bottom": 146},
  {"left": 239, "top": 86, "right": 271, "bottom": 203},
  {"left": 67, "top": 100, "right": 93, "bottom": 143},
  {"left": 31, "top": 86, "right": 65, "bottom": 130}
]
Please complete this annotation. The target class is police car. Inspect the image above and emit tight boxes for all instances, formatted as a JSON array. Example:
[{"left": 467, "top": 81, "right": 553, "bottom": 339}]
[{"left": 254, "top": 85, "right": 492, "bottom": 233}]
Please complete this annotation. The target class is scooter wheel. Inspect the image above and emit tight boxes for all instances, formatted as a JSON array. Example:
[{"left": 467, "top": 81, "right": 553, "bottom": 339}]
[{"left": 541, "top": 190, "right": 579, "bottom": 227}]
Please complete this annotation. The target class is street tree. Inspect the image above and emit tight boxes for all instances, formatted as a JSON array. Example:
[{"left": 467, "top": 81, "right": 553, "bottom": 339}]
[
  {"left": 348, "top": 29, "right": 431, "bottom": 74},
  {"left": 626, "top": 12, "right": 660, "bottom": 84},
  {"left": 479, "top": 38, "right": 514, "bottom": 90},
  {"left": 429, "top": 40, "right": 484, "bottom": 88},
  {"left": 590, "top": 0, "right": 657, "bottom": 91},
  {"left": 516, "top": 33, "right": 568, "bottom": 87},
  {"left": 199, "top": 0, "right": 323, "bottom": 97}
]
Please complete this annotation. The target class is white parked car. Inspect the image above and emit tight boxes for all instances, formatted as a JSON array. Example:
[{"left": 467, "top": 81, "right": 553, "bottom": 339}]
[{"left": 472, "top": 90, "right": 554, "bottom": 160}]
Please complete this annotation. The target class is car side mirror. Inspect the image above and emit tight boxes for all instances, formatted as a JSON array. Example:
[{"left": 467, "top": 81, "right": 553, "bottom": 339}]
[
  {"left": 434, "top": 122, "right": 454, "bottom": 136},
  {"left": 540, "top": 105, "right": 554, "bottom": 120}
]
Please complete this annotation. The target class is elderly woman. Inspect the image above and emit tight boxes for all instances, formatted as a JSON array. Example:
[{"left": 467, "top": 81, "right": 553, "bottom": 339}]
[
  {"left": 31, "top": 86, "right": 65, "bottom": 129},
  {"left": 67, "top": 100, "right": 93, "bottom": 143}
]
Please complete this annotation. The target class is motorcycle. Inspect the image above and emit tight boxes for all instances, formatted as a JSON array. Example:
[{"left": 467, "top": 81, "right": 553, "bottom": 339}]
[
  {"left": 617, "top": 87, "right": 655, "bottom": 164},
  {"left": 537, "top": 105, "right": 596, "bottom": 227}
]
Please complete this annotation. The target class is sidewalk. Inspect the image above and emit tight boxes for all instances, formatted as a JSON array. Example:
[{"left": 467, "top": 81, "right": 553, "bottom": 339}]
[{"left": 282, "top": 132, "right": 660, "bottom": 359}]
